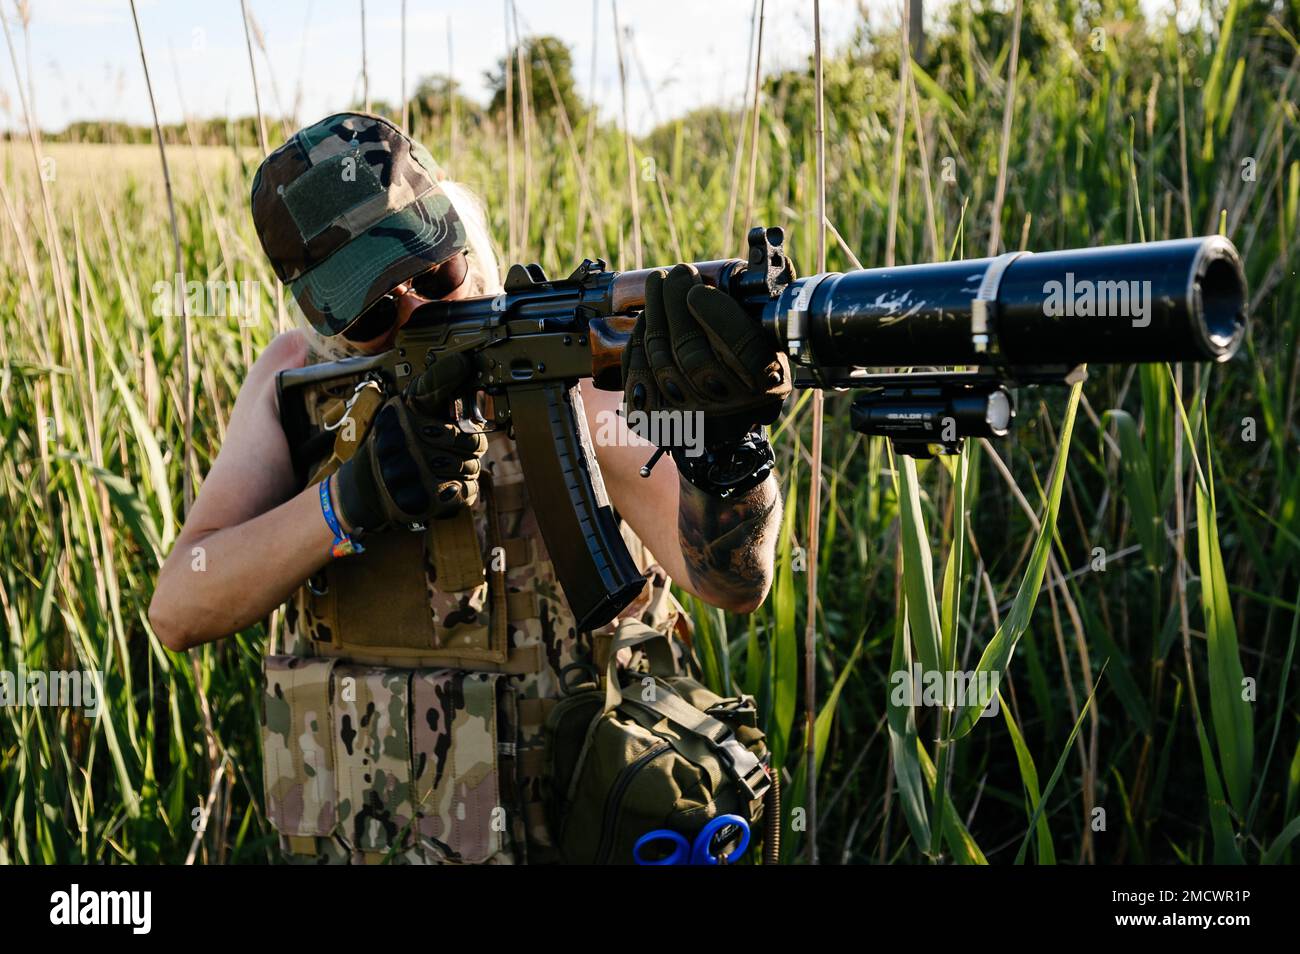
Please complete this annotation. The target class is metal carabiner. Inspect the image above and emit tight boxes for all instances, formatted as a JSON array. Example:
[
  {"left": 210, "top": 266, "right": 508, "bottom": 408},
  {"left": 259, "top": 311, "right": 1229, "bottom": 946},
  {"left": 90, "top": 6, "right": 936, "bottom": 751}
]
[{"left": 323, "top": 378, "right": 383, "bottom": 432}]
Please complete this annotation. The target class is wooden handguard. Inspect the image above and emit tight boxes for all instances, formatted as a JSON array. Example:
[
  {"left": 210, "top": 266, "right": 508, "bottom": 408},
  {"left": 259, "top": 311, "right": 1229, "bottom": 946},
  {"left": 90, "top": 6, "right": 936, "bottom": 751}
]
[{"left": 589, "top": 259, "right": 745, "bottom": 392}]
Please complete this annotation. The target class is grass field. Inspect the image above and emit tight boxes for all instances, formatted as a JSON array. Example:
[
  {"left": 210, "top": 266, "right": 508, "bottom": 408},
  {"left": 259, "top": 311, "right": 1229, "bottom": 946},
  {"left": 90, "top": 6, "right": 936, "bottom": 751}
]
[{"left": 1, "top": 0, "right": 1298, "bottom": 864}]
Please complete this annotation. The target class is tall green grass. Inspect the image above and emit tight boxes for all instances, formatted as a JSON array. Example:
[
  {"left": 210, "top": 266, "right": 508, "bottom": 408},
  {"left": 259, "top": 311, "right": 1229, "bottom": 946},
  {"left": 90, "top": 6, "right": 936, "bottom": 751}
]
[{"left": 2, "top": 0, "right": 1298, "bottom": 863}]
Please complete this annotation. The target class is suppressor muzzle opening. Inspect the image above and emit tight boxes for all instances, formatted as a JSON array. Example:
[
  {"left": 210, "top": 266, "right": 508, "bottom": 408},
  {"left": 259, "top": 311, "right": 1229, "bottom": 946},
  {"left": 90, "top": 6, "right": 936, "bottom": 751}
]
[{"left": 1194, "top": 248, "right": 1247, "bottom": 361}]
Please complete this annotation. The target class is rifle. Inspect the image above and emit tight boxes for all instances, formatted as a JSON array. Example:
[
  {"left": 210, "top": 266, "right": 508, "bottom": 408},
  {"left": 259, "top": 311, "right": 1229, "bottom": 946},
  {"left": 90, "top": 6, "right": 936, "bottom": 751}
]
[{"left": 278, "top": 226, "right": 1248, "bottom": 631}]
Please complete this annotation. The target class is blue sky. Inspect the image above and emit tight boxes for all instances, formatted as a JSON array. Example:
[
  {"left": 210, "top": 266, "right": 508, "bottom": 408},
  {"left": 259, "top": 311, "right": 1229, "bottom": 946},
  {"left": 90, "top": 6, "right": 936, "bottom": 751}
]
[{"left": 4, "top": 0, "right": 874, "bottom": 136}]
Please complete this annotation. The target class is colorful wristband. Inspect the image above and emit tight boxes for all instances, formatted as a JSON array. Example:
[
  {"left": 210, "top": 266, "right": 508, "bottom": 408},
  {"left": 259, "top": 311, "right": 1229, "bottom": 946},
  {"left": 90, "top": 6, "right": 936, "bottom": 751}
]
[{"left": 319, "top": 478, "right": 364, "bottom": 558}]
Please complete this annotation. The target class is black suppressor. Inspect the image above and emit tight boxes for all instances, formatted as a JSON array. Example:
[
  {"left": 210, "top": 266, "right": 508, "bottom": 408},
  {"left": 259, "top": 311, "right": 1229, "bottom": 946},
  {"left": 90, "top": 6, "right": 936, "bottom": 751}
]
[{"left": 766, "top": 236, "right": 1247, "bottom": 369}]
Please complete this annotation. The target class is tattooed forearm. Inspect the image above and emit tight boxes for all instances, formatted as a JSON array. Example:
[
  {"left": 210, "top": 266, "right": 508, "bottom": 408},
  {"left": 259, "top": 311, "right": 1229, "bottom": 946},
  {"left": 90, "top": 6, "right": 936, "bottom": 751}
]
[{"left": 677, "top": 473, "right": 781, "bottom": 612}]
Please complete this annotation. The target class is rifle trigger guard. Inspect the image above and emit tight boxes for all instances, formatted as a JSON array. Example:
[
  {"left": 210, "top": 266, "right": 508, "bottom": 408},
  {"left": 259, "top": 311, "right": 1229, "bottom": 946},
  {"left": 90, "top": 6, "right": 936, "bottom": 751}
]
[{"left": 457, "top": 391, "right": 492, "bottom": 432}]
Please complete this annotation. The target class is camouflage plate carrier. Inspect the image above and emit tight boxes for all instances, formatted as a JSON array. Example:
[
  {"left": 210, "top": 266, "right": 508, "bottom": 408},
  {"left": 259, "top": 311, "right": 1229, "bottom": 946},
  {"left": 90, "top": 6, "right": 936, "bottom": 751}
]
[{"left": 262, "top": 370, "right": 695, "bottom": 864}]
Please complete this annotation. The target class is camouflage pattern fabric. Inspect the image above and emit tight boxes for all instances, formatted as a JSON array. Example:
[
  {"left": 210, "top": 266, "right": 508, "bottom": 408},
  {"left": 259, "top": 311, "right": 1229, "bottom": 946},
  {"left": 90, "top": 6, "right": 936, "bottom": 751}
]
[
  {"left": 332, "top": 665, "right": 415, "bottom": 855},
  {"left": 262, "top": 656, "right": 337, "bottom": 838},
  {"left": 263, "top": 658, "right": 513, "bottom": 864},
  {"left": 411, "top": 670, "right": 506, "bottom": 862},
  {"left": 266, "top": 375, "right": 694, "bottom": 864},
  {"left": 250, "top": 112, "right": 467, "bottom": 337}
]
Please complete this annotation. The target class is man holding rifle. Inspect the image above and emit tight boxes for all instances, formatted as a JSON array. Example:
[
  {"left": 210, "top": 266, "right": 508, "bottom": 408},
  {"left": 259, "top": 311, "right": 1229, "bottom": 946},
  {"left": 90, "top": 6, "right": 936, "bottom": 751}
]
[
  {"left": 148, "top": 113, "right": 787, "bottom": 864},
  {"left": 149, "top": 110, "right": 1245, "bottom": 866}
]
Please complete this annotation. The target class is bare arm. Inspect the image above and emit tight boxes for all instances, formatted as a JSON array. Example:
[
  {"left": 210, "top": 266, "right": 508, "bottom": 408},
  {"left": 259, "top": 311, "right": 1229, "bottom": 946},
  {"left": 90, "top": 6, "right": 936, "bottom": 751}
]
[
  {"left": 149, "top": 331, "right": 337, "bottom": 651},
  {"left": 583, "top": 382, "right": 780, "bottom": 614},
  {"left": 150, "top": 356, "right": 777, "bottom": 651}
]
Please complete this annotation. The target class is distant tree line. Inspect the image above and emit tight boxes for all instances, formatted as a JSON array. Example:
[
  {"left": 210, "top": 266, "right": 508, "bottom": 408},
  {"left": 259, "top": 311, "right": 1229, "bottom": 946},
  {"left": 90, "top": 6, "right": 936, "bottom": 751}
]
[
  {"left": 21, "top": 4, "right": 1297, "bottom": 151},
  {"left": 15, "top": 33, "right": 585, "bottom": 148}
]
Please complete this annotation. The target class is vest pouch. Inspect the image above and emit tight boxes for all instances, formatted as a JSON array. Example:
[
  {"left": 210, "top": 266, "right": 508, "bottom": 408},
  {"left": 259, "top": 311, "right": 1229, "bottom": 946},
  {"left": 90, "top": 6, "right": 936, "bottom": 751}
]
[
  {"left": 411, "top": 669, "right": 516, "bottom": 863},
  {"left": 542, "top": 621, "right": 771, "bottom": 864},
  {"left": 262, "top": 656, "right": 339, "bottom": 839},
  {"left": 304, "top": 478, "right": 510, "bottom": 667},
  {"left": 331, "top": 664, "right": 417, "bottom": 857},
  {"left": 261, "top": 655, "right": 518, "bottom": 864}
]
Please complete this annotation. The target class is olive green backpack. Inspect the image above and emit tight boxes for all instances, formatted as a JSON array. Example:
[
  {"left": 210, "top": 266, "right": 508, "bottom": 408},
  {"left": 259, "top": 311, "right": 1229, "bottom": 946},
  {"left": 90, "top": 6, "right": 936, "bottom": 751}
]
[{"left": 543, "top": 621, "right": 776, "bottom": 865}]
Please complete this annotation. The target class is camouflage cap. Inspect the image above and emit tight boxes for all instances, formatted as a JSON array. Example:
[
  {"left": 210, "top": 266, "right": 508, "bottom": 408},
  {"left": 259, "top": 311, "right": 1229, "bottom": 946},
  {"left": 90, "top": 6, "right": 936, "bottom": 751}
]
[{"left": 251, "top": 112, "right": 467, "bottom": 337}]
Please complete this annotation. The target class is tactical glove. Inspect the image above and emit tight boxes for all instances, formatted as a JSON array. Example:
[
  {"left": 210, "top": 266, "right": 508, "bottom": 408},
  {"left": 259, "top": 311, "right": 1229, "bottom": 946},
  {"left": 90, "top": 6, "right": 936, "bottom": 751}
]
[
  {"left": 334, "top": 351, "right": 487, "bottom": 534},
  {"left": 621, "top": 263, "right": 791, "bottom": 445}
]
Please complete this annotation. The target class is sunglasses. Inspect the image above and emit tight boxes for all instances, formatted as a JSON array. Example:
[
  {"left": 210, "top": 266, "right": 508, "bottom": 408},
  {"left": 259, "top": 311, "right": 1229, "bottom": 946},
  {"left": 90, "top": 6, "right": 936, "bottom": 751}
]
[{"left": 341, "top": 251, "right": 470, "bottom": 343}]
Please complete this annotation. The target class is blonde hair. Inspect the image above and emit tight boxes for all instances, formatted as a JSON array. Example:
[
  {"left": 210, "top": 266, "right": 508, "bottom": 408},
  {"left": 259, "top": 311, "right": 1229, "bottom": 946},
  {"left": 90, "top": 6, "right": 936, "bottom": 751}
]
[{"left": 299, "top": 179, "right": 503, "bottom": 361}]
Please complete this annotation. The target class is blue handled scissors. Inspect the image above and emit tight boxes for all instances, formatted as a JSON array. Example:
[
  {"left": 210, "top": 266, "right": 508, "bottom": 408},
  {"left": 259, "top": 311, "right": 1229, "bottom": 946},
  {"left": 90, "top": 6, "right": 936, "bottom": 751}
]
[{"left": 633, "top": 814, "right": 751, "bottom": 865}]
